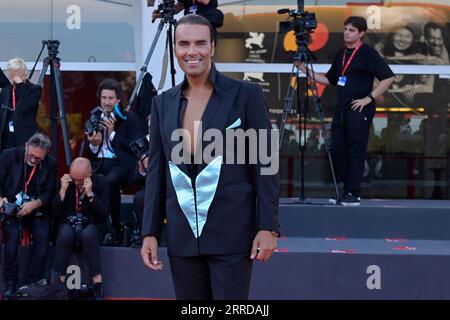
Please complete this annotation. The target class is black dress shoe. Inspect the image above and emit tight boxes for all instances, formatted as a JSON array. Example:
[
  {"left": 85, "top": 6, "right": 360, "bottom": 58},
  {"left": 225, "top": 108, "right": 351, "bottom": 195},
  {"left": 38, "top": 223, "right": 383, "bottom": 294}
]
[{"left": 3, "top": 281, "right": 17, "bottom": 300}]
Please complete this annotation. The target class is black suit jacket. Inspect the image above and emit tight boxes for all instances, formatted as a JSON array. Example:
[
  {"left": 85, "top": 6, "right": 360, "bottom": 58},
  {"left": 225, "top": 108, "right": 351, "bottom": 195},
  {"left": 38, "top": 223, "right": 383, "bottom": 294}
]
[
  {"left": 142, "top": 66, "right": 279, "bottom": 257},
  {"left": 52, "top": 174, "right": 110, "bottom": 227},
  {"left": 0, "top": 69, "right": 42, "bottom": 151},
  {"left": 87, "top": 109, "right": 144, "bottom": 173},
  {"left": 0, "top": 147, "right": 57, "bottom": 215}
]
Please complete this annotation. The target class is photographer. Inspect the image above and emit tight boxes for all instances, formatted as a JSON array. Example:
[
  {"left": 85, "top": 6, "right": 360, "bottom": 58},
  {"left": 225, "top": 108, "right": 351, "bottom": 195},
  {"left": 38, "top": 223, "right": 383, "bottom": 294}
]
[
  {"left": 85, "top": 79, "right": 144, "bottom": 245},
  {"left": 52, "top": 157, "right": 110, "bottom": 300},
  {"left": 297, "top": 16, "right": 395, "bottom": 206},
  {"left": 0, "top": 133, "right": 57, "bottom": 300},
  {"left": 152, "top": 0, "right": 224, "bottom": 35},
  {"left": 0, "top": 58, "right": 42, "bottom": 153}
]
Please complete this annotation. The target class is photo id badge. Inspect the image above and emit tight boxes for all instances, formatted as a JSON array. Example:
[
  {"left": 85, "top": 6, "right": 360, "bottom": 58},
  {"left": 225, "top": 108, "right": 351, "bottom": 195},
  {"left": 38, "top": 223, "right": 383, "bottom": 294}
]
[
  {"left": 338, "top": 76, "right": 347, "bottom": 87},
  {"left": 190, "top": 5, "right": 198, "bottom": 14},
  {"left": 8, "top": 121, "right": 14, "bottom": 133}
]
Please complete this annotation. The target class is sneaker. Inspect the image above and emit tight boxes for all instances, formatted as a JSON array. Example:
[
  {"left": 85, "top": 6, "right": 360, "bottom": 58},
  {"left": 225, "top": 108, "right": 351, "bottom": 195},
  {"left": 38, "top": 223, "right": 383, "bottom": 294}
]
[
  {"left": 341, "top": 193, "right": 361, "bottom": 207},
  {"left": 329, "top": 192, "right": 344, "bottom": 205}
]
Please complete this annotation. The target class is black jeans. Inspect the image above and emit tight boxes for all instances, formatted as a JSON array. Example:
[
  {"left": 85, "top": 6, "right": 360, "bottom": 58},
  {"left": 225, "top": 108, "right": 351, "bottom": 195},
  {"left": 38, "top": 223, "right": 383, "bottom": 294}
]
[
  {"left": 331, "top": 108, "right": 374, "bottom": 197},
  {"left": 3, "top": 215, "right": 49, "bottom": 284},
  {"left": 54, "top": 224, "right": 103, "bottom": 278},
  {"left": 93, "top": 158, "right": 129, "bottom": 236}
]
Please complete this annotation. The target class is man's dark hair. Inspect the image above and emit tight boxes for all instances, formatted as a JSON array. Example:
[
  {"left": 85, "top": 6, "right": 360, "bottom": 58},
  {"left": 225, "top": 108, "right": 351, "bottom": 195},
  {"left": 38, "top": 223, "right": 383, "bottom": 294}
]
[
  {"left": 174, "top": 14, "right": 215, "bottom": 44},
  {"left": 423, "top": 22, "right": 443, "bottom": 39},
  {"left": 344, "top": 16, "right": 368, "bottom": 33},
  {"left": 96, "top": 78, "right": 124, "bottom": 101}
]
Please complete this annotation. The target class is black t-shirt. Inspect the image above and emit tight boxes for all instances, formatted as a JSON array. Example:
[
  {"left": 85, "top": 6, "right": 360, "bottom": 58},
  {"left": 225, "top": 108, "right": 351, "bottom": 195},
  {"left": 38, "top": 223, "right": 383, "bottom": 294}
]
[
  {"left": 325, "top": 43, "right": 394, "bottom": 111},
  {"left": 179, "top": 0, "right": 223, "bottom": 28}
]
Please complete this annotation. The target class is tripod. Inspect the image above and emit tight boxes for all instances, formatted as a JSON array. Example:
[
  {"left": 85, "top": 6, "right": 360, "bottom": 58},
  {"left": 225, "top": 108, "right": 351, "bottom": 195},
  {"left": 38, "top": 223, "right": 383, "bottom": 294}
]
[
  {"left": 37, "top": 40, "right": 72, "bottom": 166},
  {"left": 126, "top": 5, "right": 177, "bottom": 111},
  {"left": 279, "top": 39, "right": 340, "bottom": 205}
]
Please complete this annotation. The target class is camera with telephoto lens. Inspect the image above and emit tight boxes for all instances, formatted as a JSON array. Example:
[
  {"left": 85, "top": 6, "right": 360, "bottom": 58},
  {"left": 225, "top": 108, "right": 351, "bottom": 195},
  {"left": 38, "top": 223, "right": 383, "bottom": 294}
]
[
  {"left": 84, "top": 107, "right": 103, "bottom": 136},
  {"left": 1, "top": 202, "right": 19, "bottom": 218},
  {"left": 67, "top": 212, "right": 89, "bottom": 237},
  {"left": 129, "top": 134, "right": 150, "bottom": 159},
  {"left": 153, "top": 0, "right": 176, "bottom": 21}
]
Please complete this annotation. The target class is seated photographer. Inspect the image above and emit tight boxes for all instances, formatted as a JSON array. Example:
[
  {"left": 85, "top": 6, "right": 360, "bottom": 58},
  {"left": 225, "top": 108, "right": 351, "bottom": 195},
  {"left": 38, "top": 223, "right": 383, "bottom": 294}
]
[
  {"left": 0, "top": 58, "right": 42, "bottom": 153},
  {"left": 152, "top": 0, "right": 224, "bottom": 37},
  {"left": 0, "top": 133, "right": 57, "bottom": 300},
  {"left": 52, "top": 157, "right": 110, "bottom": 300},
  {"left": 85, "top": 78, "right": 144, "bottom": 245}
]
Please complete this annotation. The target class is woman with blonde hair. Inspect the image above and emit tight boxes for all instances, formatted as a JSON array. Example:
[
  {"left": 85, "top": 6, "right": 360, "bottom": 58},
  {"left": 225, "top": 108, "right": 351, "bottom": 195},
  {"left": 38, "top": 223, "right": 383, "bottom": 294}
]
[{"left": 0, "top": 57, "right": 42, "bottom": 153}]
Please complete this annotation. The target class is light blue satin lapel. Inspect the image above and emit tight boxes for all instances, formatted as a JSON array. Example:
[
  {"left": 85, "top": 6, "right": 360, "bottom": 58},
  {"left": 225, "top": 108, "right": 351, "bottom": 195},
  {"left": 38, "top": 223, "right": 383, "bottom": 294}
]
[
  {"left": 195, "top": 156, "right": 223, "bottom": 237},
  {"left": 168, "top": 161, "right": 197, "bottom": 237},
  {"left": 168, "top": 156, "right": 223, "bottom": 239}
]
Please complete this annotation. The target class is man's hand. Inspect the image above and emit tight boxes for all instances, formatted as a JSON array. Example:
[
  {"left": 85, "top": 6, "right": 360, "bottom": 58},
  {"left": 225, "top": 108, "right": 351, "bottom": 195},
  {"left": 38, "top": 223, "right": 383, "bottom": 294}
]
[
  {"left": 351, "top": 97, "right": 372, "bottom": 112},
  {"left": 84, "top": 177, "right": 93, "bottom": 195},
  {"left": 295, "top": 61, "right": 307, "bottom": 74},
  {"left": 0, "top": 197, "right": 8, "bottom": 208},
  {"left": 141, "top": 236, "right": 164, "bottom": 271},
  {"left": 100, "top": 117, "right": 115, "bottom": 135},
  {"left": 151, "top": 9, "right": 162, "bottom": 22},
  {"left": 86, "top": 131, "right": 102, "bottom": 146},
  {"left": 17, "top": 200, "right": 41, "bottom": 218},
  {"left": 250, "top": 230, "right": 277, "bottom": 262},
  {"left": 60, "top": 174, "right": 72, "bottom": 201},
  {"left": 9, "top": 69, "right": 26, "bottom": 84}
]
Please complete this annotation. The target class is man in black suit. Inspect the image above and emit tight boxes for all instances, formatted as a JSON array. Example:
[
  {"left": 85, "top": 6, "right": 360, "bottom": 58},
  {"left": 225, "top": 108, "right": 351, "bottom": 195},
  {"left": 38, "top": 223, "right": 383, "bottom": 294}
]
[
  {"left": 0, "top": 58, "right": 42, "bottom": 152},
  {"left": 86, "top": 79, "right": 144, "bottom": 245},
  {"left": 52, "top": 157, "right": 110, "bottom": 300},
  {"left": 0, "top": 133, "right": 57, "bottom": 300},
  {"left": 141, "top": 15, "right": 279, "bottom": 300}
]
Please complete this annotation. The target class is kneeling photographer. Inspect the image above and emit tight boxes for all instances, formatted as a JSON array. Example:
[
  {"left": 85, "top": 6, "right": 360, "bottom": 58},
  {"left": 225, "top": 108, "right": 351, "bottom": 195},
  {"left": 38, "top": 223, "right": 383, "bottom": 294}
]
[
  {"left": 0, "top": 133, "right": 57, "bottom": 300},
  {"left": 52, "top": 157, "right": 110, "bottom": 300}
]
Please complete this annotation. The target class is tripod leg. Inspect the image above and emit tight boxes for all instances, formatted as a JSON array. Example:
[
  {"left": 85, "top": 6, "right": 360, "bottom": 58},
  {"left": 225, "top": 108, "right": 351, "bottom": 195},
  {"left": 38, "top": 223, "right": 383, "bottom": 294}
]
[
  {"left": 306, "top": 61, "right": 340, "bottom": 203},
  {"left": 52, "top": 62, "right": 72, "bottom": 166},
  {"left": 279, "top": 64, "right": 298, "bottom": 148},
  {"left": 37, "top": 59, "right": 50, "bottom": 88},
  {"left": 167, "top": 22, "right": 176, "bottom": 88},
  {"left": 126, "top": 19, "right": 166, "bottom": 111}
]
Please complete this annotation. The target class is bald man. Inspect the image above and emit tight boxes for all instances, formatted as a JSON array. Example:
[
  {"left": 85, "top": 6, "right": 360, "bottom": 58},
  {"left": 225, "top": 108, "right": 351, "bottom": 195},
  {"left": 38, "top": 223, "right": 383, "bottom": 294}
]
[{"left": 52, "top": 157, "right": 111, "bottom": 300}]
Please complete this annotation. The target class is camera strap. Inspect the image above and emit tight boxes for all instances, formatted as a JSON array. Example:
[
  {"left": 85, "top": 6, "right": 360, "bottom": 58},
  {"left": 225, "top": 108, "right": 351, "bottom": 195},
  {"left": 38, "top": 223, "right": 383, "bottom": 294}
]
[{"left": 24, "top": 165, "right": 37, "bottom": 194}]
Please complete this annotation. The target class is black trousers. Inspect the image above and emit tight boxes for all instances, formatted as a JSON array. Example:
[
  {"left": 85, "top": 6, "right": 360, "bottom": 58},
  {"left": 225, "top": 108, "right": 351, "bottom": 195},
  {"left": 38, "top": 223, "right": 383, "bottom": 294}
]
[
  {"left": 169, "top": 253, "right": 253, "bottom": 300},
  {"left": 93, "top": 158, "right": 129, "bottom": 235},
  {"left": 331, "top": 108, "right": 374, "bottom": 197},
  {"left": 133, "top": 189, "right": 144, "bottom": 230},
  {"left": 3, "top": 216, "right": 49, "bottom": 284},
  {"left": 54, "top": 224, "right": 103, "bottom": 278}
]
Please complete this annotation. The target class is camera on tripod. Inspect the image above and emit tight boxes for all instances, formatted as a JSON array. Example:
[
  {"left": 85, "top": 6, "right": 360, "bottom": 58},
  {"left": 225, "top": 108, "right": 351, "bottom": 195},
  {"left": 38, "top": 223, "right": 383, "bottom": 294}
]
[
  {"left": 153, "top": 0, "right": 177, "bottom": 20},
  {"left": 129, "top": 134, "right": 150, "bottom": 159},
  {"left": 42, "top": 40, "right": 60, "bottom": 58},
  {"left": 278, "top": 8, "right": 317, "bottom": 44},
  {"left": 67, "top": 212, "right": 89, "bottom": 237}
]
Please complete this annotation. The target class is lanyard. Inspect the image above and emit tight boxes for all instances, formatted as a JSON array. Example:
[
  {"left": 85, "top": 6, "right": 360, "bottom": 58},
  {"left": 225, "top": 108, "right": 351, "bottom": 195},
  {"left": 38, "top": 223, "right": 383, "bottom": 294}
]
[
  {"left": 12, "top": 83, "right": 16, "bottom": 110},
  {"left": 24, "top": 165, "right": 37, "bottom": 194},
  {"left": 341, "top": 43, "right": 362, "bottom": 77}
]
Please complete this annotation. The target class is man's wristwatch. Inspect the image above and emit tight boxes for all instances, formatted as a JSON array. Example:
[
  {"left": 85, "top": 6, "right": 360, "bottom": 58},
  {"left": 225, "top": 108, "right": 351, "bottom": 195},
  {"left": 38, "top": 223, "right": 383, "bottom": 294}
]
[
  {"left": 87, "top": 192, "right": 94, "bottom": 201},
  {"left": 368, "top": 92, "right": 375, "bottom": 102}
]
